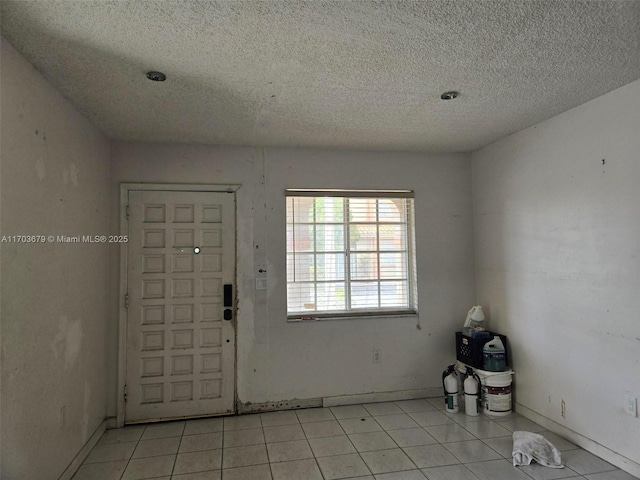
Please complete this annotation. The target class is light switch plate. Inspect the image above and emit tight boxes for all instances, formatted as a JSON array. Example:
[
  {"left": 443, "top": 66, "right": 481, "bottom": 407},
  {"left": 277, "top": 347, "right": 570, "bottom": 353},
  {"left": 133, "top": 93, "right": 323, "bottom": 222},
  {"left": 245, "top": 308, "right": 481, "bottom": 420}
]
[{"left": 256, "top": 262, "right": 267, "bottom": 278}]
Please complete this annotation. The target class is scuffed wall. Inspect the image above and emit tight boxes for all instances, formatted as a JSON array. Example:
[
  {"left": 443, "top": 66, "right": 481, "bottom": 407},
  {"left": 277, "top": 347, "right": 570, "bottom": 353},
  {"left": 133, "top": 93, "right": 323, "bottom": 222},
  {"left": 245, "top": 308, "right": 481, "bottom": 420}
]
[
  {"left": 108, "top": 143, "right": 476, "bottom": 416},
  {"left": 0, "top": 38, "right": 110, "bottom": 479},
  {"left": 472, "top": 79, "right": 640, "bottom": 471}
]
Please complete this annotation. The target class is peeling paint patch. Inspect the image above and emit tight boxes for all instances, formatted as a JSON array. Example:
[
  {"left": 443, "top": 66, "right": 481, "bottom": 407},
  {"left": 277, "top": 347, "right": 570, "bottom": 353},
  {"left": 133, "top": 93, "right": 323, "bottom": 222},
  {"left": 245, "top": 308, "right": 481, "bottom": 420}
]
[
  {"left": 52, "top": 316, "right": 83, "bottom": 369},
  {"left": 238, "top": 397, "right": 322, "bottom": 414}
]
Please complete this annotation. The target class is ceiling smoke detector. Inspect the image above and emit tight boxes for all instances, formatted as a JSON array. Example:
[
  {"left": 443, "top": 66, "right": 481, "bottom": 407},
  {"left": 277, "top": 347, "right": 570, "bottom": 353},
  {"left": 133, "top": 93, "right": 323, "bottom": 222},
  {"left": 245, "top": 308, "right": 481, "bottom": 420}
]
[
  {"left": 146, "top": 71, "right": 166, "bottom": 82},
  {"left": 440, "top": 91, "right": 459, "bottom": 100}
]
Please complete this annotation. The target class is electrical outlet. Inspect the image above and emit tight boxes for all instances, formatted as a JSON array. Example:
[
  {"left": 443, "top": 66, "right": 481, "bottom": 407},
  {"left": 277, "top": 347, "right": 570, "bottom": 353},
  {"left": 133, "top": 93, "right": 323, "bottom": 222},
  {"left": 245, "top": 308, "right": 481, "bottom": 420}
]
[
  {"left": 373, "top": 350, "right": 382, "bottom": 364},
  {"left": 561, "top": 399, "right": 566, "bottom": 418},
  {"left": 624, "top": 394, "right": 637, "bottom": 417}
]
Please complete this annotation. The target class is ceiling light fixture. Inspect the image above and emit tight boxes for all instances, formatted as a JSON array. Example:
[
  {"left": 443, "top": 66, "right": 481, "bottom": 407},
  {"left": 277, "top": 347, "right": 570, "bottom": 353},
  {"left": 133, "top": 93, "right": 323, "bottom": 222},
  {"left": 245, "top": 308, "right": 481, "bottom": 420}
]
[
  {"left": 146, "top": 71, "right": 166, "bottom": 82},
  {"left": 440, "top": 91, "right": 459, "bottom": 100}
]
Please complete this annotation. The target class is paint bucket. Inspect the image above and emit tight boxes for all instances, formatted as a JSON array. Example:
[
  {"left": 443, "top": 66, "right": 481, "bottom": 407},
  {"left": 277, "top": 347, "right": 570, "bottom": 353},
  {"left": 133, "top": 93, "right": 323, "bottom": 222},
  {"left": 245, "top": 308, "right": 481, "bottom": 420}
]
[{"left": 481, "top": 372, "right": 512, "bottom": 416}]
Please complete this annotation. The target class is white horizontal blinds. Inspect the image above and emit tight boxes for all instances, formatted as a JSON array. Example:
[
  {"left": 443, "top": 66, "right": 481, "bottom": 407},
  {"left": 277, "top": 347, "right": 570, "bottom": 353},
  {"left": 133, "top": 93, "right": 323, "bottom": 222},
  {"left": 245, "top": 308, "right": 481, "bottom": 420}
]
[
  {"left": 286, "top": 196, "right": 347, "bottom": 314},
  {"left": 286, "top": 192, "right": 415, "bottom": 317},
  {"left": 348, "top": 197, "right": 411, "bottom": 311}
]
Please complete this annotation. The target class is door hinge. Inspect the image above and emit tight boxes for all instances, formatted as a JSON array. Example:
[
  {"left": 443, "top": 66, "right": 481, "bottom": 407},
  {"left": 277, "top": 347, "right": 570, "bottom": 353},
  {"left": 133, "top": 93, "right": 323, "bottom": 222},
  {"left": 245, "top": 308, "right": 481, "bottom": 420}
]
[
  {"left": 124, "top": 384, "right": 128, "bottom": 403},
  {"left": 125, "top": 293, "right": 129, "bottom": 310},
  {"left": 126, "top": 205, "right": 130, "bottom": 220}
]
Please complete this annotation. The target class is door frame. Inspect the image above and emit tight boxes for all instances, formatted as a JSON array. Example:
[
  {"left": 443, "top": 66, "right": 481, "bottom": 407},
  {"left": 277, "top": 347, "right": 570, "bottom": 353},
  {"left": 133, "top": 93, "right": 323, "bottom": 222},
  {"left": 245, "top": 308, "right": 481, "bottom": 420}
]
[{"left": 117, "top": 183, "right": 240, "bottom": 428}]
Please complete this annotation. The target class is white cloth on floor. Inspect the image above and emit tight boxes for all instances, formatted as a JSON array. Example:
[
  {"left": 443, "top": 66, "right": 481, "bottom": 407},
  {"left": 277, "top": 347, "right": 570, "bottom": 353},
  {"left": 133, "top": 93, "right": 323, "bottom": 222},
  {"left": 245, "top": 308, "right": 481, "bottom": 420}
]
[{"left": 512, "top": 431, "right": 564, "bottom": 468}]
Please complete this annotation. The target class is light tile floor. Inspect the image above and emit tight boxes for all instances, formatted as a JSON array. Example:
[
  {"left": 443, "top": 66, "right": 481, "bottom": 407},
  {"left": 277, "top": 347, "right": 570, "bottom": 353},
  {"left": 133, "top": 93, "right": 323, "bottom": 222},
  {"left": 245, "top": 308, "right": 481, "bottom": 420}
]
[{"left": 73, "top": 398, "right": 638, "bottom": 480}]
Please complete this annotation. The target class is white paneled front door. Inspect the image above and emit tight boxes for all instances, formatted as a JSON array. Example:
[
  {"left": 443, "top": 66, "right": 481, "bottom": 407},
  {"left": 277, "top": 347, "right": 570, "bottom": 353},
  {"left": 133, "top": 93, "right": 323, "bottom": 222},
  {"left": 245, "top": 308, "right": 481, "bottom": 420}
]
[{"left": 125, "top": 190, "right": 235, "bottom": 423}]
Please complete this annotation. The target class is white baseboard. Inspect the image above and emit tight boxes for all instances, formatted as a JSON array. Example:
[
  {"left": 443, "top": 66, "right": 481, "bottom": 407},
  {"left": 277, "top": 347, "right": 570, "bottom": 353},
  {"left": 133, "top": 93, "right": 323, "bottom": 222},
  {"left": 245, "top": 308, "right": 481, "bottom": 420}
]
[
  {"left": 237, "top": 389, "right": 442, "bottom": 414},
  {"left": 105, "top": 416, "right": 118, "bottom": 429},
  {"left": 323, "top": 388, "right": 441, "bottom": 407},
  {"left": 515, "top": 402, "right": 640, "bottom": 478},
  {"left": 58, "top": 420, "right": 107, "bottom": 480}
]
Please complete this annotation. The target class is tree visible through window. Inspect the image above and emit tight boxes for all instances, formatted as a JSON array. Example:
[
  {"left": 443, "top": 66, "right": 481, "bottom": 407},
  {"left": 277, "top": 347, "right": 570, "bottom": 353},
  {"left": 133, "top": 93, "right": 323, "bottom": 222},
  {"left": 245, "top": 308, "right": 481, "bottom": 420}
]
[{"left": 286, "top": 191, "right": 417, "bottom": 318}]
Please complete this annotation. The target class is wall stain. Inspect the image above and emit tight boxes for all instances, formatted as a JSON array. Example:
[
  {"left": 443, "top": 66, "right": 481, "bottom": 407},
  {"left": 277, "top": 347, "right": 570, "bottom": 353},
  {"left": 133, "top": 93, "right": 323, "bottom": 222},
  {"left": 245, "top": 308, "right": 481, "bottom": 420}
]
[
  {"left": 35, "top": 158, "right": 46, "bottom": 180},
  {"left": 69, "top": 163, "right": 79, "bottom": 186},
  {"left": 52, "top": 316, "right": 83, "bottom": 369}
]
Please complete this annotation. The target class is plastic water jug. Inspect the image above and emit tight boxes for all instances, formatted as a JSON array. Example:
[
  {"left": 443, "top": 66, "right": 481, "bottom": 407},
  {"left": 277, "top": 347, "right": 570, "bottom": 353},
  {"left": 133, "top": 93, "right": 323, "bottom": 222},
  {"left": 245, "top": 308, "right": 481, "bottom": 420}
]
[{"left": 483, "top": 336, "right": 506, "bottom": 372}]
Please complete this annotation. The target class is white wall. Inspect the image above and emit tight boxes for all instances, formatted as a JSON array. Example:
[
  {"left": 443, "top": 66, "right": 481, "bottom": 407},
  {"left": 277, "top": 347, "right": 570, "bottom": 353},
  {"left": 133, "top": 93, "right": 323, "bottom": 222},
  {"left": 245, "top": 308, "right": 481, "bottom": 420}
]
[
  {"left": 108, "top": 143, "right": 475, "bottom": 415},
  {"left": 472, "top": 79, "right": 640, "bottom": 471},
  {"left": 0, "top": 38, "right": 111, "bottom": 479}
]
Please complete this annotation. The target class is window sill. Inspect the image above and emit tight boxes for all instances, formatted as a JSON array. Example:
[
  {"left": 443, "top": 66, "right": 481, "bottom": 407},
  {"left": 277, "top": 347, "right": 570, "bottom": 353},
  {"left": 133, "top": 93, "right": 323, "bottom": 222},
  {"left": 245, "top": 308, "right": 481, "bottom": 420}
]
[{"left": 287, "top": 311, "right": 418, "bottom": 323}]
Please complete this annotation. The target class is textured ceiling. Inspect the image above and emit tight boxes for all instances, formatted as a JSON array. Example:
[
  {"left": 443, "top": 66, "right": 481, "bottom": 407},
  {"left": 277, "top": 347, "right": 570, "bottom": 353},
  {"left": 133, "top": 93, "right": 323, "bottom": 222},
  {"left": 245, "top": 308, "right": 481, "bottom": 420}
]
[{"left": 1, "top": 1, "right": 639, "bottom": 152}]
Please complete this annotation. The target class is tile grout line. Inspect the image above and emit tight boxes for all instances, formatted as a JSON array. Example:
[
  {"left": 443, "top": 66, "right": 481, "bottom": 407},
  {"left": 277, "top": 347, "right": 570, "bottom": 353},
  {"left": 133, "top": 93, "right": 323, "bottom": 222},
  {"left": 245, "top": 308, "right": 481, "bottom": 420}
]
[
  {"left": 342, "top": 417, "right": 377, "bottom": 479},
  {"left": 118, "top": 424, "right": 147, "bottom": 480},
  {"left": 381, "top": 404, "right": 494, "bottom": 476},
  {"left": 169, "top": 423, "right": 185, "bottom": 478},
  {"left": 220, "top": 418, "right": 225, "bottom": 478},
  {"left": 304, "top": 423, "right": 328, "bottom": 480},
  {"left": 261, "top": 421, "right": 275, "bottom": 480}
]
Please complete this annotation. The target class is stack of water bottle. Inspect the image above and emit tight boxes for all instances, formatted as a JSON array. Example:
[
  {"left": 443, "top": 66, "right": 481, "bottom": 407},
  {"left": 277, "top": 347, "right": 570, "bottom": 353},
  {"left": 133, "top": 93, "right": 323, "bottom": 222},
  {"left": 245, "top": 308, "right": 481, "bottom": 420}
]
[{"left": 443, "top": 305, "right": 514, "bottom": 417}]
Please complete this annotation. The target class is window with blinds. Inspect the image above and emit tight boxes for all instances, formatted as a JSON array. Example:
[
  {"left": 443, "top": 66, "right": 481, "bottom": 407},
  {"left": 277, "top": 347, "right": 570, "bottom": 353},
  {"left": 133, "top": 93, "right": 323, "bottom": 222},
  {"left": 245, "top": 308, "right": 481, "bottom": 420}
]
[{"left": 286, "top": 190, "right": 418, "bottom": 318}]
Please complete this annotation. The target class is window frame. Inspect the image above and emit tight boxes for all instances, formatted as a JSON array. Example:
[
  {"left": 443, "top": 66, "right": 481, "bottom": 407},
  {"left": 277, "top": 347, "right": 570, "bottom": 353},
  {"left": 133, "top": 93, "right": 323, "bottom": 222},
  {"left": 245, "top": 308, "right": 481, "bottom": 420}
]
[{"left": 285, "top": 189, "right": 418, "bottom": 320}]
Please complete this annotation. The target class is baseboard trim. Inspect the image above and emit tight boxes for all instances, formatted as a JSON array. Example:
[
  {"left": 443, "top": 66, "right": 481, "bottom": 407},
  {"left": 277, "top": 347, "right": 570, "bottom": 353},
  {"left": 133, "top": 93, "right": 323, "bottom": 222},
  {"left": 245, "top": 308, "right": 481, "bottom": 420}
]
[
  {"left": 237, "top": 388, "right": 443, "bottom": 414},
  {"left": 58, "top": 419, "right": 107, "bottom": 480},
  {"left": 105, "top": 416, "right": 118, "bottom": 429},
  {"left": 515, "top": 402, "right": 640, "bottom": 478},
  {"left": 323, "top": 388, "right": 441, "bottom": 407},
  {"left": 237, "top": 397, "right": 323, "bottom": 414}
]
